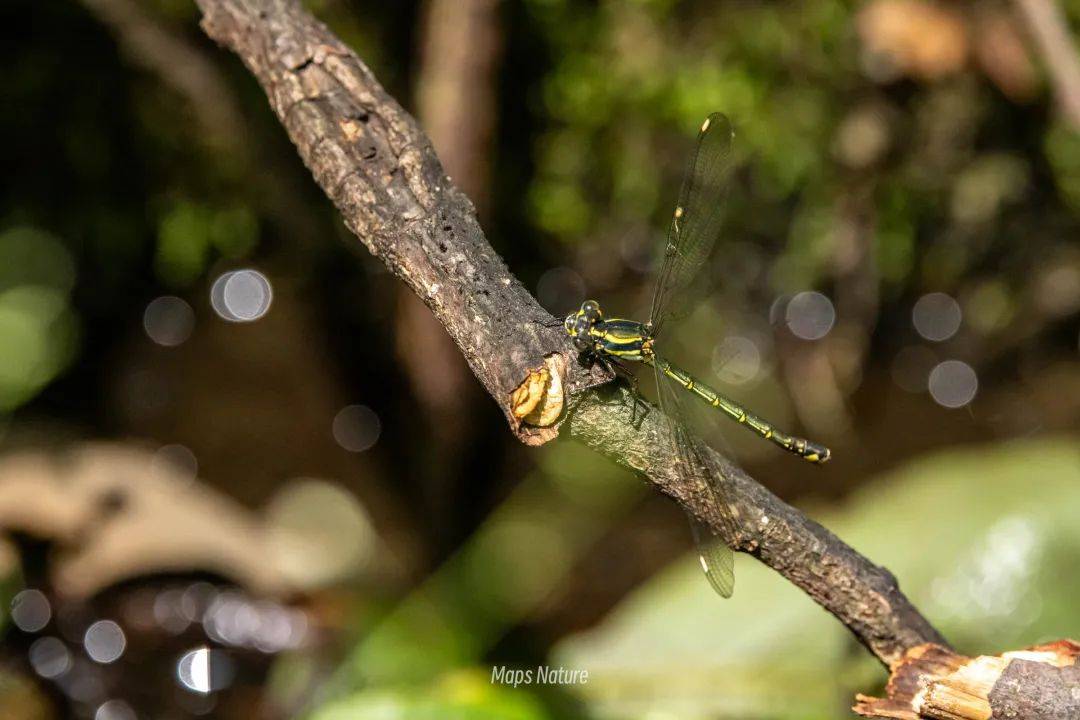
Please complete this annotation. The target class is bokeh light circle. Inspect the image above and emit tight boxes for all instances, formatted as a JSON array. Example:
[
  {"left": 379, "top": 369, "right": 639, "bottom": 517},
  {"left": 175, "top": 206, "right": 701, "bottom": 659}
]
[
  {"left": 95, "top": 699, "right": 136, "bottom": 720},
  {"left": 177, "top": 647, "right": 234, "bottom": 694},
  {"left": 912, "top": 292, "right": 962, "bottom": 342},
  {"left": 210, "top": 269, "right": 273, "bottom": 322},
  {"left": 332, "top": 405, "right": 381, "bottom": 453},
  {"left": 84, "top": 620, "right": 126, "bottom": 664},
  {"left": 928, "top": 360, "right": 978, "bottom": 408},
  {"left": 266, "top": 478, "right": 377, "bottom": 587},
  {"left": 143, "top": 296, "right": 195, "bottom": 347},
  {"left": 712, "top": 336, "right": 762, "bottom": 385},
  {"left": 29, "top": 637, "right": 71, "bottom": 678},
  {"left": 785, "top": 291, "right": 836, "bottom": 340},
  {"left": 11, "top": 589, "right": 51, "bottom": 632},
  {"left": 177, "top": 647, "right": 211, "bottom": 693}
]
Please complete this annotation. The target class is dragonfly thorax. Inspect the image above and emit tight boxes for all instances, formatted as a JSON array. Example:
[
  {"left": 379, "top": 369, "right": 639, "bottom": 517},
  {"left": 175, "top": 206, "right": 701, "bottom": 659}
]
[{"left": 565, "top": 300, "right": 653, "bottom": 361}]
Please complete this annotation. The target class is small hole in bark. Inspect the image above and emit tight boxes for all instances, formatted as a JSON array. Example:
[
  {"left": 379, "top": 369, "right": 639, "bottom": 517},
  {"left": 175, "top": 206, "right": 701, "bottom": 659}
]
[{"left": 438, "top": 243, "right": 447, "bottom": 252}]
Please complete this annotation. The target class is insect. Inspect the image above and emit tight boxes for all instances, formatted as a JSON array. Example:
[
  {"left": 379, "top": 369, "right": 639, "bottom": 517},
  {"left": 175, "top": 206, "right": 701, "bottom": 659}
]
[{"left": 564, "top": 113, "right": 831, "bottom": 598}]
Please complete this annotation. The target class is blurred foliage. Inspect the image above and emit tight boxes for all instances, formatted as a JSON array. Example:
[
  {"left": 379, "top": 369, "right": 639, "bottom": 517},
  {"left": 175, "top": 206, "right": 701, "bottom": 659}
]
[
  {"left": 332, "top": 441, "right": 643, "bottom": 688},
  {"left": 527, "top": 0, "right": 850, "bottom": 252},
  {"left": 523, "top": 0, "right": 1079, "bottom": 360},
  {"left": 514, "top": 0, "right": 1080, "bottom": 474},
  {"left": 0, "top": 227, "right": 79, "bottom": 412},
  {"left": 306, "top": 437, "right": 1080, "bottom": 719},
  {"left": 311, "top": 669, "right": 548, "bottom": 720},
  {"left": 1047, "top": 119, "right": 1080, "bottom": 211},
  {"left": 155, "top": 201, "right": 258, "bottom": 287}
]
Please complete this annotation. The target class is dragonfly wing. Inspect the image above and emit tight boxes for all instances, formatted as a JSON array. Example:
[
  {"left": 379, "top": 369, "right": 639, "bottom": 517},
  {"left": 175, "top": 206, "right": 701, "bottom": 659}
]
[
  {"left": 653, "top": 356, "right": 737, "bottom": 598},
  {"left": 649, "top": 113, "right": 736, "bottom": 336},
  {"left": 690, "top": 517, "right": 735, "bottom": 598}
]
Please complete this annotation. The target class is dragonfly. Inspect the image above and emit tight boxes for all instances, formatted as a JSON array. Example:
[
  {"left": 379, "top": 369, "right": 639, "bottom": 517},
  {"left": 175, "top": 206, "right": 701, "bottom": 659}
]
[{"left": 564, "top": 113, "right": 831, "bottom": 598}]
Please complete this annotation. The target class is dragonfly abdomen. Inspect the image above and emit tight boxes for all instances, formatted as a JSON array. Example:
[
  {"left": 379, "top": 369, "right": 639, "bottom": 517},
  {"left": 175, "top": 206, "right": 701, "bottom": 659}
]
[{"left": 655, "top": 358, "right": 831, "bottom": 464}]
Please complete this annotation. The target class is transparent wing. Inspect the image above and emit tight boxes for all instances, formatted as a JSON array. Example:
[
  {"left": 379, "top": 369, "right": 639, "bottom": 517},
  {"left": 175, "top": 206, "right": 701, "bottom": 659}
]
[
  {"left": 649, "top": 113, "right": 736, "bottom": 336},
  {"left": 653, "top": 356, "right": 736, "bottom": 598}
]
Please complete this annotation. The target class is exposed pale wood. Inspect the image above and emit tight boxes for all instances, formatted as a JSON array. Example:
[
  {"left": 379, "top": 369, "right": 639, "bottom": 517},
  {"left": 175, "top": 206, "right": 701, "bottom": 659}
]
[{"left": 855, "top": 641, "right": 1080, "bottom": 719}]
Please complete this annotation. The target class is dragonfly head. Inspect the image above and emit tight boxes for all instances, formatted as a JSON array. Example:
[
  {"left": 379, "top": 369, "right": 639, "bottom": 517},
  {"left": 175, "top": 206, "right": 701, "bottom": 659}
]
[{"left": 564, "top": 300, "right": 603, "bottom": 352}]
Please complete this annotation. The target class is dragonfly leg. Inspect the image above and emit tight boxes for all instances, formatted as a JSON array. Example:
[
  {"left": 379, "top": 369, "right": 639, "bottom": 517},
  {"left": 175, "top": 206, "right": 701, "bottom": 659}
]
[{"left": 601, "top": 356, "right": 649, "bottom": 428}]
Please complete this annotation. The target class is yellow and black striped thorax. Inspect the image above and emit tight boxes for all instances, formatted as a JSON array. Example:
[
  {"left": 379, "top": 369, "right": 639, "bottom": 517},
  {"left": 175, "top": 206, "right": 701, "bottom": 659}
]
[
  {"left": 564, "top": 300, "right": 653, "bottom": 362},
  {"left": 590, "top": 319, "right": 652, "bottom": 362}
]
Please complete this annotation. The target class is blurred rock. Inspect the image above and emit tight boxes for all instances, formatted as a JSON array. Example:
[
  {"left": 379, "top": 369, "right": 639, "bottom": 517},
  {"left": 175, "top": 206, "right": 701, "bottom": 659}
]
[{"left": 0, "top": 443, "right": 378, "bottom": 599}]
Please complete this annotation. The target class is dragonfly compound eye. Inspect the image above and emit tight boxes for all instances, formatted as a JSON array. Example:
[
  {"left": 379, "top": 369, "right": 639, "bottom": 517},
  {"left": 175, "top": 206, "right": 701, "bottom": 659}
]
[
  {"left": 573, "top": 315, "right": 591, "bottom": 336},
  {"left": 581, "top": 300, "right": 602, "bottom": 321},
  {"left": 564, "top": 314, "right": 577, "bottom": 335}
]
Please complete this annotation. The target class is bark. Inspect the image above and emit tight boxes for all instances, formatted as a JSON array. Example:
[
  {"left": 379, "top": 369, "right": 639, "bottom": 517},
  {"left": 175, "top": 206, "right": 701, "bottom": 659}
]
[
  {"left": 393, "top": 0, "right": 504, "bottom": 535},
  {"left": 193, "top": 0, "right": 946, "bottom": 668},
  {"left": 854, "top": 641, "right": 1080, "bottom": 719}
]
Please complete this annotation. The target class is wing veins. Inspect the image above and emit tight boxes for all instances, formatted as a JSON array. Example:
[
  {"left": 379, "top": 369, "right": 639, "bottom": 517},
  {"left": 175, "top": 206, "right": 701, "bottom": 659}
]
[
  {"left": 653, "top": 358, "right": 737, "bottom": 598},
  {"left": 649, "top": 113, "right": 736, "bottom": 336}
]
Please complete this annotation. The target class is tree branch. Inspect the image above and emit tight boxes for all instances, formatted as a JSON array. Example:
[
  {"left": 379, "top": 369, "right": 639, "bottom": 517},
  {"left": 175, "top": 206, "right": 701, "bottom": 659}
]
[{"left": 193, "top": 0, "right": 946, "bottom": 667}]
